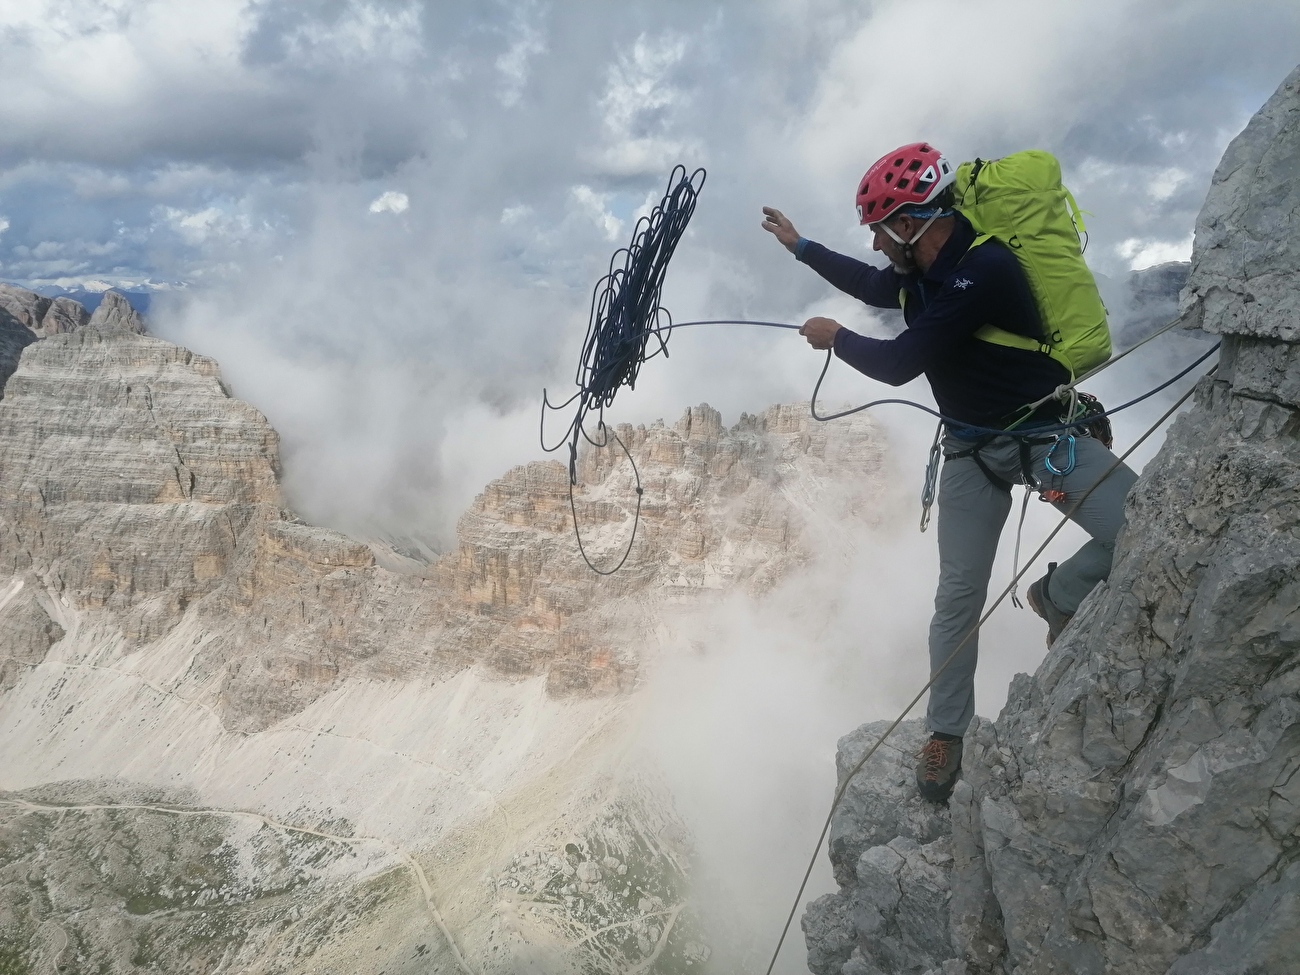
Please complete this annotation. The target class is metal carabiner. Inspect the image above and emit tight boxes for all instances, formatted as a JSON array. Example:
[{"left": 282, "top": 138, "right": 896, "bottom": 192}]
[{"left": 1044, "top": 434, "right": 1076, "bottom": 477}]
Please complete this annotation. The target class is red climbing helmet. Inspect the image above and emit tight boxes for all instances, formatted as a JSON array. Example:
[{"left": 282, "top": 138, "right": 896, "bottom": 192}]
[{"left": 856, "top": 142, "right": 956, "bottom": 225}]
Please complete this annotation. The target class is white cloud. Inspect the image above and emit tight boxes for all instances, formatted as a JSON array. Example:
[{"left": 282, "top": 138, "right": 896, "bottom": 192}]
[
  {"left": 500, "top": 204, "right": 531, "bottom": 224},
  {"left": 495, "top": 2, "right": 547, "bottom": 108},
  {"left": 160, "top": 205, "right": 231, "bottom": 245},
  {"left": 1116, "top": 233, "right": 1194, "bottom": 269},
  {"left": 279, "top": 1, "right": 424, "bottom": 67},
  {"left": 368, "top": 191, "right": 409, "bottom": 215},
  {"left": 1148, "top": 166, "right": 1191, "bottom": 202},
  {"left": 570, "top": 184, "right": 622, "bottom": 241},
  {"left": 0, "top": 217, "right": 8, "bottom": 238},
  {"left": 0, "top": 0, "right": 1294, "bottom": 546},
  {"left": 594, "top": 32, "right": 695, "bottom": 175}
]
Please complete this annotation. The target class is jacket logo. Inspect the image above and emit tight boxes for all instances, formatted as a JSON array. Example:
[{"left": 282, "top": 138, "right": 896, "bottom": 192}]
[{"left": 953, "top": 277, "right": 974, "bottom": 290}]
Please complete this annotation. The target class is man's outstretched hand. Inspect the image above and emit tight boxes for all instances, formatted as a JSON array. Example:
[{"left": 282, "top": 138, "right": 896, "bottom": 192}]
[
  {"left": 800, "top": 317, "right": 841, "bottom": 350},
  {"left": 762, "top": 207, "right": 800, "bottom": 252},
  {"left": 763, "top": 207, "right": 838, "bottom": 349}
]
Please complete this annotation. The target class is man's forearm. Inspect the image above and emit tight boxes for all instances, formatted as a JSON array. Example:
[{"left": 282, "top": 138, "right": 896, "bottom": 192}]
[
  {"left": 799, "top": 240, "right": 902, "bottom": 308},
  {"left": 833, "top": 328, "right": 925, "bottom": 387}
]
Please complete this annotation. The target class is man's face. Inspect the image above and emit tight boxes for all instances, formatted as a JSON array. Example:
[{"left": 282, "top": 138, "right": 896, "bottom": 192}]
[{"left": 871, "top": 215, "right": 917, "bottom": 273}]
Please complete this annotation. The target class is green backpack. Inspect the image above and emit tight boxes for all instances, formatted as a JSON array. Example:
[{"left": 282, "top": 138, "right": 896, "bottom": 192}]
[{"left": 952, "top": 150, "right": 1111, "bottom": 381}]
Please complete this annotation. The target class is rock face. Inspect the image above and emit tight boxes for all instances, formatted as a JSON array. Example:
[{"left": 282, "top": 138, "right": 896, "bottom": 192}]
[
  {"left": 1183, "top": 64, "right": 1300, "bottom": 341},
  {"left": 0, "top": 283, "right": 133, "bottom": 337},
  {"left": 41, "top": 295, "right": 92, "bottom": 334},
  {"left": 0, "top": 285, "right": 135, "bottom": 395},
  {"left": 87, "top": 288, "right": 147, "bottom": 334},
  {"left": 803, "top": 65, "right": 1300, "bottom": 975},
  {"left": 0, "top": 312, "right": 35, "bottom": 398},
  {"left": 0, "top": 285, "right": 51, "bottom": 332},
  {"left": 803, "top": 720, "right": 960, "bottom": 975}
]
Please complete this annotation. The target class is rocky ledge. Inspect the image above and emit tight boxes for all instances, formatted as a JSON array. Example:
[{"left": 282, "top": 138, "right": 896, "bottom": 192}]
[{"left": 803, "top": 65, "right": 1300, "bottom": 975}]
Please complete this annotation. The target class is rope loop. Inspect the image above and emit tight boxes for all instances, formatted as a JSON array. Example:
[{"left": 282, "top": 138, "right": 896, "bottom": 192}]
[{"left": 540, "top": 165, "right": 706, "bottom": 575}]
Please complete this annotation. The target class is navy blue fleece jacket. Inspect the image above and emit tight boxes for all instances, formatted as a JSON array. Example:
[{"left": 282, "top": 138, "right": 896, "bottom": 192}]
[{"left": 797, "top": 214, "right": 1069, "bottom": 429}]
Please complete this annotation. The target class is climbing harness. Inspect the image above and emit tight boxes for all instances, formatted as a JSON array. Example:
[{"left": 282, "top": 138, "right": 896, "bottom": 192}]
[{"left": 759, "top": 367, "right": 1216, "bottom": 975}]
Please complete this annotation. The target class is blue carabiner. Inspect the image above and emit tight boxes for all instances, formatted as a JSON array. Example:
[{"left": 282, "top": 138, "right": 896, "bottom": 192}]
[{"left": 1044, "top": 435, "right": 1076, "bottom": 477}]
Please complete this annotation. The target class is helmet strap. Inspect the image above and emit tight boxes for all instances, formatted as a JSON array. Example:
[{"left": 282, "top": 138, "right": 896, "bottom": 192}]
[
  {"left": 878, "top": 213, "right": 940, "bottom": 271},
  {"left": 879, "top": 212, "right": 940, "bottom": 248}
]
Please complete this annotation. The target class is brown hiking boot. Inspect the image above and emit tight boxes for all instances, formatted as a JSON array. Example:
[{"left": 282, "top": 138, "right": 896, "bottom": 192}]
[
  {"left": 1026, "top": 562, "right": 1073, "bottom": 646},
  {"left": 916, "top": 735, "right": 963, "bottom": 803}
]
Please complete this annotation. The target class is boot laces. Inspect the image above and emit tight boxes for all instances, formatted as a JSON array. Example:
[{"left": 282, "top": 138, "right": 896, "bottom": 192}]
[{"left": 919, "top": 739, "right": 950, "bottom": 782}]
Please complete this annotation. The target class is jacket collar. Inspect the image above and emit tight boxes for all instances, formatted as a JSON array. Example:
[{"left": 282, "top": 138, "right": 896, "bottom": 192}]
[{"left": 902, "top": 213, "right": 976, "bottom": 291}]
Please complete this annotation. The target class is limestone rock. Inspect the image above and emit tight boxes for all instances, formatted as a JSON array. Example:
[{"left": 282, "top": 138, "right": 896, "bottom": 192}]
[
  {"left": 0, "top": 284, "right": 50, "bottom": 333},
  {"left": 1165, "top": 862, "right": 1300, "bottom": 975},
  {"left": 0, "top": 285, "right": 95, "bottom": 338},
  {"left": 87, "top": 289, "right": 146, "bottom": 334},
  {"left": 40, "top": 296, "right": 91, "bottom": 335},
  {"left": 0, "top": 581, "right": 63, "bottom": 689},
  {"left": 0, "top": 328, "right": 282, "bottom": 626},
  {"left": 0, "top": 310, "right": 35, "bottom": 398},
  {"left": 804, "top": 720, "right": 957, "bottom": 975},
  {"left": 803, "top": 63, "right": 1300, "bottom": 975},
  {"left": 1183, "top": 63, "right": 1300, "bottom": 339},
  {"left": 0, "top": 309, "right": 893, "bottom": 969}
]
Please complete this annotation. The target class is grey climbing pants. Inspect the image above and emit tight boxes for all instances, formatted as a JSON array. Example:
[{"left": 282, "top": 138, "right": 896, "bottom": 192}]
[{"left": 926, "top": 432, "right": 1138, "bottom": 738}]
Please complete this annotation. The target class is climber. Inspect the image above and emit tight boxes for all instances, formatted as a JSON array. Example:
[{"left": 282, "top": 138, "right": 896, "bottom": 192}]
[{"left": 761, "top": 143, "right": 1138, "bottom": 804}]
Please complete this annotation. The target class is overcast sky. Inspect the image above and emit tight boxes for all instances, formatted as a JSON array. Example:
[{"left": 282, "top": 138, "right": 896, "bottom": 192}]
[{"left": 0, "top": 0, "right": 1296, "bottom": 541}]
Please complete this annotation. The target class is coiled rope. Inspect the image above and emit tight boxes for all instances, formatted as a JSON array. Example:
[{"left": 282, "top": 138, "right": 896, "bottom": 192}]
[{"left": 540, "top": 165, "right": 706, "bottom": 574}]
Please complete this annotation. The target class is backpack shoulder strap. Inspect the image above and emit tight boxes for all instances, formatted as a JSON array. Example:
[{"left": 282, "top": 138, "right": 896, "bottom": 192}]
[{"left": 962, "top": 234, "right": 1076, "bottom": 380}]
